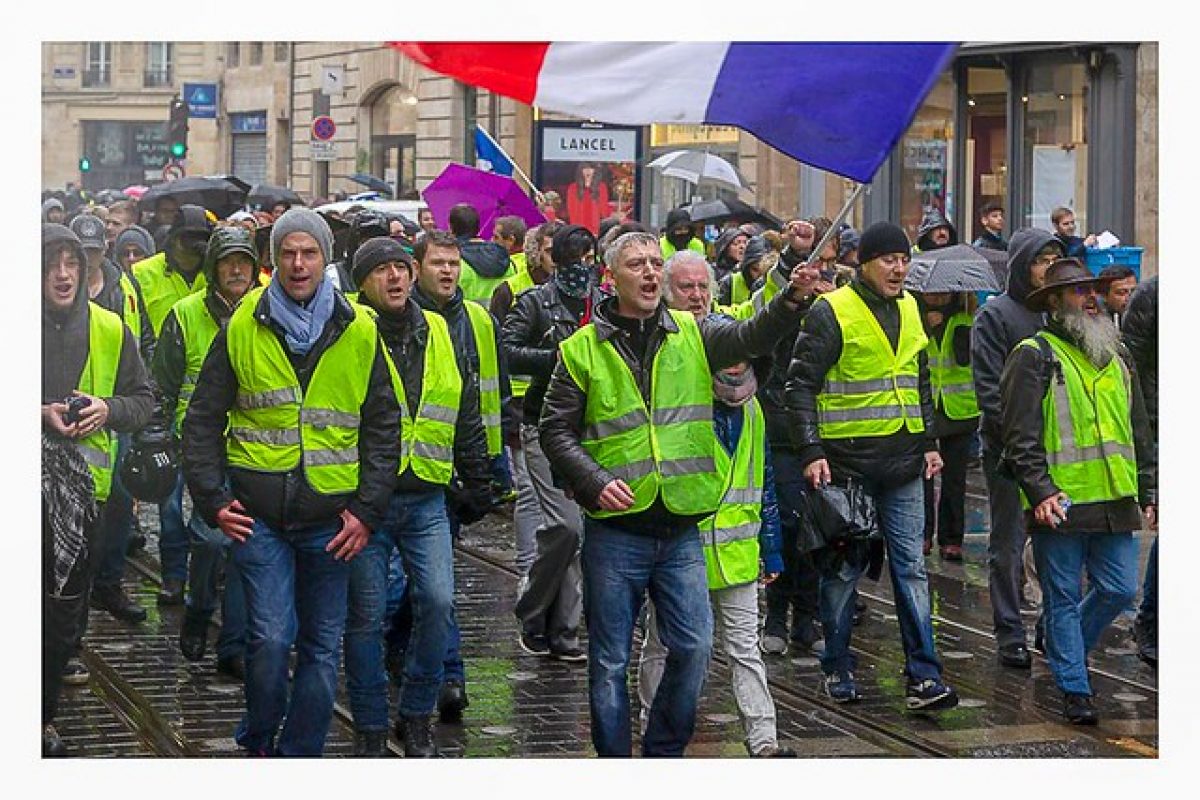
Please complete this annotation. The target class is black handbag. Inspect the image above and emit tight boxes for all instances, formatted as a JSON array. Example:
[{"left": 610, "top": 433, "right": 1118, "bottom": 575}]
[{"left": 795, "top": 477, "right": 880, "bottom": 555}]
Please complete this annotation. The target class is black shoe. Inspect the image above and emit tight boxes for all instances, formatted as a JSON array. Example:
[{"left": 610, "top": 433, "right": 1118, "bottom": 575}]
[
  {"left": 43, "top": 723, "right": 68, "bottom": 757},
  {"left": 62, "top": 658, "right": 89, "bottom": 686},
  {"left": 395, "top": 715, "right": 440, "bottom": 757},
  {"left": 1032, "top": 625, "right": 1045, "bottom": 654},
  {"left": 125, "top": 531, "right": 147, "bottom": 556},
  {"left": 437, "top": 679, "right": 468, "bottom": 722},
  {"left": 517, "top": 631, "right": 551, "bottom": 656},
  {"left": 353, "top": 730, "right": 391, "bottom": 757},
  {"left": 91, "top": 584, "right": 147, "bottom": 624},
  {"left": 179, "top": 615, "right": 208, "bottom": 661},
  {"left": 157, "top": 578, "right": 185, "bottom": 606},
  {"left": 550, "top": 644, "right": 587, "bottom": 663},
  {"left": 1064, "top": 692, "right": 1100, "bottom": 725},
  {"left": 1134, "top": 617, "right": 1158, "bottom": 668},
  {"left": 998, "top": 642, "right": 1032, "bottom": 669},
  {"left": 216, "top": 655, "right": 246, "bottom": 681},
  {"left": 853, "top": 599, "right": 867, "bottom": 627}
]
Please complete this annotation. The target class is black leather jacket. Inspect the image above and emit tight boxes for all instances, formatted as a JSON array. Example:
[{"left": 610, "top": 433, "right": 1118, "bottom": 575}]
[
  {"left": 502, "top": 281, "right": 609, "bottom": 426},
  {"left": 1121, "top": 276, "right": 1157, "bottom": 438},
  {"left": 539, "top": 291, "right": 802, "bottom": 535}
]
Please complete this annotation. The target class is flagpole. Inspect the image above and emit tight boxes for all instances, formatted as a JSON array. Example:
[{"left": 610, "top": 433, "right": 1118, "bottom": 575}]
[
  {"left": 806, "top": 181, "right": 867, "bottom": 265},
  {"left": 477, "top": 124, "right": 544, "bottom": 202}
]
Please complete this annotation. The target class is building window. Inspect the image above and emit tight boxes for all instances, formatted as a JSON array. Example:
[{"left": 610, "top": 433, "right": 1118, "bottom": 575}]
[
  {"left": 964, "top": 66, "right": 1009, "bottom": 242},
  {"left": 249, "top": 42, "right": 263, "bottom": 66},
  {"left": 898, "top": 71, "right": 955, "bottom": 245},
  {"left": 227, "top": 42, "right": 240, "bottom": 68},
  {"left": 1020, "top": 59, "right": 1090, "bottom": 233},
  {"left": 275, "top": 42, "right": 289, "bottom": 63},
  {"left": 82, "top": 42, "right": 111, "bottom": 87},
  {"left": 145, "top": 42, "right": 173, "bottom": 87}
]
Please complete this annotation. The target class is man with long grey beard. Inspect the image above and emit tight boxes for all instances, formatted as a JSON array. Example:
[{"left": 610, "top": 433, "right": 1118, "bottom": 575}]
[{"left": 998, "top": 258, "right": 1156, "bottom": 725}]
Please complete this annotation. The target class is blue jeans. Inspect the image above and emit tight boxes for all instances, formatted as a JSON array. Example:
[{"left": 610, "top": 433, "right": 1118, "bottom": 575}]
[
  {"left": 186, "top": 514, "right": 247, "bottom": 661},
  {"left": 95, "top": 433, "right": 134, "bottom": 589},
  {"left": 818, "top": 476, "right": 942, "bottom": 683},
  {"left": 384, "top": 555, "right": 465, "bottom": 685},
  {"left": 345, "top": 491, "right": 454, "bottom": 728},
  {"left": 232, "top": 518, "right": 350, "bottom": 756},
  {"left": 1030, "top": 531, "right": 1139, "bottom": 695},
  {"left": 157, "top": 472, "right": 191, "bottom": 583},
  {"left": 581, "top": 518, "right": 713, "bottom": 757},
  {"left": 1138, "top": 536, "right": 1157, "bottom": 625}
]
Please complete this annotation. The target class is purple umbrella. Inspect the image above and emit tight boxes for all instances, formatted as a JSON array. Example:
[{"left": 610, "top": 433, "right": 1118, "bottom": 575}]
[{"left": 422, "top": 163, "right": 545, "bottom": 241}]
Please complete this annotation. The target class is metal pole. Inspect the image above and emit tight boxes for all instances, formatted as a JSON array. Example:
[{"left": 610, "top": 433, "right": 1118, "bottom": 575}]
[{"left": 806, "top": 181, "right": 866, "bottom": 265}]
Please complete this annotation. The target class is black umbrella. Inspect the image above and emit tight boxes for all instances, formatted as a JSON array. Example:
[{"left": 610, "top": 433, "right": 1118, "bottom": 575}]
[
  {"left": 248, "top": 184, "right": 305, "bottom": 210},
  {"left": 349, "top": 173, "right": 394, "bottom": 197},
  {"left": 682, "top": 197, "right": 784, "bottom": 230},
  {"left": 141, "top": 176, "right": 249, "bottom": 219},
  {"left": 904, "top": 243, "right": 1003, "bottom": 293},
  {"left": 973, "top": 245, "right": 1010, "bottom": 293}
]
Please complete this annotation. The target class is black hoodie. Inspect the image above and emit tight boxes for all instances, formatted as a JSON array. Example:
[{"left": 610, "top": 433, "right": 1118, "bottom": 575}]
[
  {"left": 41, "top": 224, "right": 154, "bottom": 438},
  {"left": 915, "top": 210, "right": 959, "bottom": 252},
  {"left": 970, "top": 228, "right": 1063, "bottom": 449}
]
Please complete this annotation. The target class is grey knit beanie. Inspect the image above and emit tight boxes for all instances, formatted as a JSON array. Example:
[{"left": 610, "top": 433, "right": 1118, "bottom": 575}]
[{"left": 271, "top": 207, "right": 333, "bottom": 268}]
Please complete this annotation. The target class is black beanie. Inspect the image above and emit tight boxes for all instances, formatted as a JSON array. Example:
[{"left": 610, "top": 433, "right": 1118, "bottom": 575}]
[
  {"left": 352, "top": 236, "right": 412, "bottom": 288},
  {"left": 856, "top": 222, "right": 911, "bottom": 266}
]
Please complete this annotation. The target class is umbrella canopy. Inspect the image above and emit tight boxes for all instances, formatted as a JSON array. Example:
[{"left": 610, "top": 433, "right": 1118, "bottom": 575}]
[
  {"left": 422, "top": 163, "right": 545, "bottom": 241},
  {"left": 973, "top": 245, "right": 1010, "bottom": 293},
  {"left": 248, "top": 184, "right": 305, "bottom": 210},
  {"left": 904, "top": 244, "right": 1003, "bottom": 294},
  {"left": 682, "top": 197, "right": 784, "bottom": 230},
  {"left": 140, "top": 176, "right": 249, "bottom": 219},
  {"left": 349, "top": 173, "right": 394, "bottom": 197},
  {"left": 122, "top": 185, "right": 149, "bottom": 200},
  {"left": 648, "top": 150, "right": 747, "bottom": 193}
]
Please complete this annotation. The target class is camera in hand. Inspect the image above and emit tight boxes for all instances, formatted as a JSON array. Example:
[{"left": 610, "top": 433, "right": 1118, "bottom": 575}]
[{"left": 63, "top": 395, "right": 92, "bottom": 425}]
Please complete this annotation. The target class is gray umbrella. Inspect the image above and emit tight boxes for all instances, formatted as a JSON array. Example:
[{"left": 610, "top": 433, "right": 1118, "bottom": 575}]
[{"left": 905, "top": 243, "right": 1002, "bottom": 293}]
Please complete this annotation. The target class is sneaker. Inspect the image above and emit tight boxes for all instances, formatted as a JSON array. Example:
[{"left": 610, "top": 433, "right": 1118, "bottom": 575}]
[
  {"left": 751, "top": 742, "right": 798, "bottom": 757},
  {"left": 517, "top": 631, "right": 551, "bottom": 656},
  {"left": 823, "top": 671, "right": 861, "bottom": 703},
  {"left": 550, "top": 644, "right": 587, "bottom": 663},
  {"left": 790, "top": 621, "right": 826, "bottom": 656},
  {"left": 759, "top": 634, "right": 788, "bottom": 656},
  {"left": 90, "top": 584, "right": 147, "bottom": 624},
  {"left": 939, "top": 544, "right": 964, "bottom": 562},
  {"left": 62, "top": 658, "right": 89, "bottom": 686},
  {"left": 905, "top": 678, "right": 959, "bottom": 711}
]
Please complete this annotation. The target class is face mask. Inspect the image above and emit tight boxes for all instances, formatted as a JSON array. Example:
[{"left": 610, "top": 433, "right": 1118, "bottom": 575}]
[
  {"left": 553, "top": 261, "right": 595, "bottom": 299},
  {"left": 667, "top": 230, "right": 692, "bottom": 248}
]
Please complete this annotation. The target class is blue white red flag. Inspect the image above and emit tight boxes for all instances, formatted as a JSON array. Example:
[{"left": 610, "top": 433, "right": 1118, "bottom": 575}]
[
  {"left": 392, "top": 42, "right": 957, "bottom": 183},
  {"left": 473, "top": 124, "right": 515, "bottom": 176}
]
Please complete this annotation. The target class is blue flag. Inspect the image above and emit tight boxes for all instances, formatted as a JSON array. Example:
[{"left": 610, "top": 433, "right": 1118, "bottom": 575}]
[{"left": 474, "top": 125, "right": 515, "bottom": 176}]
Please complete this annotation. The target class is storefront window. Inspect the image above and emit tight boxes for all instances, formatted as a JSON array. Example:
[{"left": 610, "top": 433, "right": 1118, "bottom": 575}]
[
  {"left": 899, "top": 71, "right": 955, "bottom": 244},
  {"left": 965, "top": 66, "right": 1009, "bottom": 241},
  {"left": 1020, "top": 60, "right": 1089, "bottom": 232}
]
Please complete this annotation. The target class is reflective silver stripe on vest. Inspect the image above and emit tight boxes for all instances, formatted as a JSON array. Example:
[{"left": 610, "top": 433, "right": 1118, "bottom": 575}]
[
  {"left": 723, "top": 487, "right": 763, "bottom": 506},
  {"left": 1045, "top": 355, "right": 1135, "bottom": 466},
  {"left": 229, "top": 427, "right": 302, "bottom": 446},
  {"left": 236, "top": 386, "right": 302, "bottom": 410},
  {"left": 584, "top": 408, "right": 650, "bottom": 441},
  {"left": 609, "top": 458, "right": 656, "bottom": 484},
  {"left": 660, "top": 456, "right": 715, "bottom": 478},
  {"left": 300, "top": 408, "right": 361, "bottom": 429},
  {"left": 478, "top": 377, "right": 500, "bottom": 393},
  {"left": 412, "top": 441, "right": 454, "bottom": 463},
  {"left": 818, "top": 405, "right": 908, "bottom": 423},
  {"left": 823, "top": 375, "right": 919, "bottom": 394},
  {"left": 304, "top": 448, "right": 359, "bottom": 467},
  {"left": 711, "top": 520, "right": 761, "bottom": 545},
  {"left": 76, "top": 442, "right": 111, "bottom": 469},
  {"left": 938, "top": 380, "right": 975, "bottom": 392},
  {"left": 182, "top": 374, "right": 198, "bottom": 386},
  {"left": 652, "top": 404, "right": 711, "bottom": 426},
  {"left": 482, "top": 413, "right": 502, "bottom": 429},
  {"left": 421, "top": 403, "right": 458, "bottom": 424}
]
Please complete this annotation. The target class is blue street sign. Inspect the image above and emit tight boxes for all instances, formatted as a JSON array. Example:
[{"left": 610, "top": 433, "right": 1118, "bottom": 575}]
[{"left": 183, "top": 82, "right": 218, "bottom": 119}]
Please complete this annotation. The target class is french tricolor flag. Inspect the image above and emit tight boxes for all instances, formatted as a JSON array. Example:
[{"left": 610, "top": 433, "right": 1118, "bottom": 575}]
[{"left": 391, "top": 42, "right": 957, "bottom": 183}]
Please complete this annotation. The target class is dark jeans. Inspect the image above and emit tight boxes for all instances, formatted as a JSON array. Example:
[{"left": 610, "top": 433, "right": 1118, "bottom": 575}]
[
  {"left": 94, "top": 433, "right": 134, "bottom": 589},
  {"left": 157, "top": 472, "right": 192, "bottom": 584},
  {"left": 982, "top": 444, "right": 1028, "bottom": 647},
  {"left": 923, "top": 430, "right": 973, "bottom": 547},
  {"left": 1138, "top": 536, "right": 1158, "bottom": 627},
  {"left": 764, "top": 450, "right": 820, "bottom": 640},
  {"left": 186, "top": 514, "right": 247, "bottom": 660},
  {"left": 44, "top": 500, "right": 98, "bottom": 723}
]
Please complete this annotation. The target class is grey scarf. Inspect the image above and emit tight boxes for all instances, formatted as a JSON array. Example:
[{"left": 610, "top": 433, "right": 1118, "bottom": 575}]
[{"left": 713, "top": 366, "right": 758, "bottom": 407}]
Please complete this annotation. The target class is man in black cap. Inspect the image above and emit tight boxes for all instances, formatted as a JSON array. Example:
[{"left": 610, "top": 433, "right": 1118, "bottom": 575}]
[
  {"left": 341, "top": 236, "right": 492, "bottom": 757},
  {"left": 784, "top": 221, "right": 958, "bottom": 711},
  {"left": 659, "top": 208, "right": 706, "bottom": 261},
  {"left": 998, "top": 258, "right": 1155, "bottom": 724}
]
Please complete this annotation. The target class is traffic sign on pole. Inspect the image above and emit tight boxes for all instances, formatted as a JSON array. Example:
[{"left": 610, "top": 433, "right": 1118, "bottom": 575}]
[{"left": 312, "top": 115, "right": 337, "bottom": 141}]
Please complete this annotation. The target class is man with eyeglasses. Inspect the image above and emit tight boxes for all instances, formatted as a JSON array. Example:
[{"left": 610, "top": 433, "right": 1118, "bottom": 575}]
[
  {"left": 998, "top": 259, "right": 1155, "bottom": 724},
  {"left": 540, "top": 231, "right": 815, "bottom": 756},
  {"left": 971, "top": 229, "right": 1065, "bottom": 669},
  {"left": 783, "top": 221, "right": 958, "bottom": 710}
]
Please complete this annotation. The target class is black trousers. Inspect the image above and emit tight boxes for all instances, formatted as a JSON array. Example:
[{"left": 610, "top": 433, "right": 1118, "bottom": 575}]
[
  {"left": 923, "top": 431, "right": 973, "bottom": 547},
  {"left": 764, "top": 451, "right": 820, "bottom": 638},
  {"left": 43, "top": 501, "right": 99, "bottom": 724}
]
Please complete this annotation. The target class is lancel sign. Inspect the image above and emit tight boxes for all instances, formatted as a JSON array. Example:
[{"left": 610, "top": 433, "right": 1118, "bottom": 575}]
[{"left": 542, "top": 127, "right": 638, "bottom": 162}]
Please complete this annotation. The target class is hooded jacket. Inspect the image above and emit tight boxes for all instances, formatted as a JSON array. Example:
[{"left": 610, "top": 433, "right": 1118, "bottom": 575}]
[
  {"left": 999, "top": 314, "right": 1155, "bottom": 533},
  {"left": 133, "top": 206, "right": 212, "bottom": 335},
  {"left": 717, "top": 234, "right": 772, "bottom": 306},
  {"left": 41, "top": 224, "right": 154, "bottom": 438},
  {"left": 113, "top": 225, "right": 157, "bottom": 267},
  {"left": 970, "top": 228, "right": 1062, "bottom": 449},
  {"left": 1121, "top": 276, "right": 1158, "bottom": 437},
  {"left": 89, "top": 257, "right": 156, "bottom": 364},
  {"left": 783, "top": 279, "right": 937, "bottom": 487},
  {"left": 538, "top": 290, "right": 801, "bottom": 537},
  {"left": 181, "top": 284, "right": 401, "bottom": 533},
  {"left": 915, "top": 210, "right": 959, "bottom": 252},
  {"left": 458, "top": 238, "right": 513, "bottom": 280},
  {"left": 712, "top": 228, "right": 748, "bottom": 283},
  {"left": 42, "top": 198, "right": 65, "bottom": 222}
]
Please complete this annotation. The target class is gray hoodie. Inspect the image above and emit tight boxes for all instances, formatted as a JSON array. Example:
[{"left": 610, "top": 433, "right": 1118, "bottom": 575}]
[{"left": 969, "top": 227, "right": 1064, "bottom": 447}]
